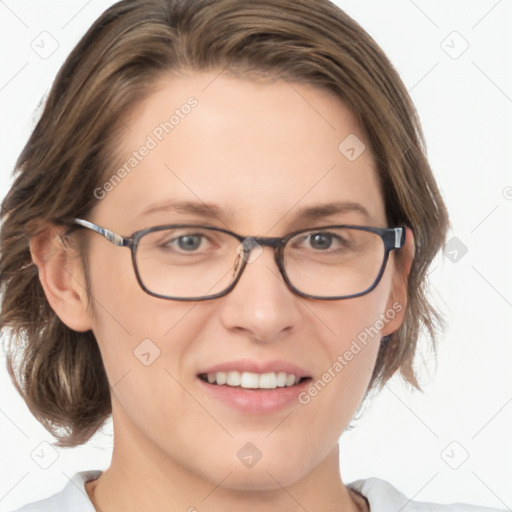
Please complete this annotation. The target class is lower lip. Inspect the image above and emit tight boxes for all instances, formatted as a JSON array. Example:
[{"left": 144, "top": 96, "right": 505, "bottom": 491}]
[{"left": 197, "top": 377, "right": 311, "bottom": 414}]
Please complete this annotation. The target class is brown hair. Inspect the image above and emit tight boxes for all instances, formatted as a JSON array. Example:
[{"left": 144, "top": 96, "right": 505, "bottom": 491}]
[{"left": 0, "top": 0, "right": 449, "bottom": 447}]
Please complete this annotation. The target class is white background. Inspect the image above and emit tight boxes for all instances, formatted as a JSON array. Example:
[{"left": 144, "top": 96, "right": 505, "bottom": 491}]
[{"left": 0, "top": 1, "right": 511, "bottom": 510}]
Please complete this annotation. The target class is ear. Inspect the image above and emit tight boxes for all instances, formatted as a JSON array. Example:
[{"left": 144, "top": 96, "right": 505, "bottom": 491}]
[
  {"left": 29, "top": 223, "right": 93, "bottom": 332},
  {"left": 381, "top": 226, "right": 414, "bottom": 336}
]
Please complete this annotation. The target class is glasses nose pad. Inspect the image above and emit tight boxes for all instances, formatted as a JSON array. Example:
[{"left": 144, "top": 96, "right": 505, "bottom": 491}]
[
  {"left": 235, "top": 236, "right": 264, "bottom": 267},
  {"left": 232, "top": 252, "right": 241, "bottom": 277},
  {"left": 232, "top": 239, "right": 250, "bottom": 277}
]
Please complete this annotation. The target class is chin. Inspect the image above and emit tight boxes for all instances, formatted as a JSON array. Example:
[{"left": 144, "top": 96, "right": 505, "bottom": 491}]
[
  {"left": 194, "top": 450, "right": 315, "bottom": 492},
  {"left": 217, "top": 464, "right": 309, "bottom": 492}
]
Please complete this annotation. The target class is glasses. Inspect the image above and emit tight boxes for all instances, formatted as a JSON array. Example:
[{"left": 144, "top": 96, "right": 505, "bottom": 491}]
[{"left": 72, "top": 218, "right": 405, "bottom": 301}]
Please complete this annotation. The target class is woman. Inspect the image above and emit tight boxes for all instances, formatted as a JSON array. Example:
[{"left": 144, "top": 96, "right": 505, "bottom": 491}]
[{"left": 0, "top": 0, "right": 503, "bottom": 510}]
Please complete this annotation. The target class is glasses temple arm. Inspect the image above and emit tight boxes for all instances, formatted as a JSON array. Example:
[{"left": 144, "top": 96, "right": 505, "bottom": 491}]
[{"left": 73, "top": 218, "right": 129, "bottom": 247}]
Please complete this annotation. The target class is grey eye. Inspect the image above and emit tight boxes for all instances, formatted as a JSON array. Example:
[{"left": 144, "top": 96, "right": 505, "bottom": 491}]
[
  {"left": 308, "top": 233, "right": 334, "bottom": 250},
  {"left": 175, "top": 235, "right": 203, "bottom": 251}
]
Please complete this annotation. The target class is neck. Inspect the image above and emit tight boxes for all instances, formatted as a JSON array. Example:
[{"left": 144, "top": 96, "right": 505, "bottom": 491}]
[{"left": 86, "top": 403, "right": 362, "bottom": 512}]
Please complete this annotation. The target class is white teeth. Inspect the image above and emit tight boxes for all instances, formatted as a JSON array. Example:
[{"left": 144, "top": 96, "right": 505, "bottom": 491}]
[
  {"left": 286, "top": 373, "right": 296, "bottom": 387},
  {"left": 203, "top": 371, "right": 302, "bottom": 389},
  {"left": 216, "top": 371, "right": 227, "bottom": 385},
  {"left": 259, "top": 372, "right": 277, "bottom": 389},
  {"left": 227, "top": 371, "right": 241, "bottom": 386},
  {"left": 276, "top": 372, "right": 287, "bottom": 387},
  {"left": 240, "top": 372, "right": 259, "bottom": 388}
]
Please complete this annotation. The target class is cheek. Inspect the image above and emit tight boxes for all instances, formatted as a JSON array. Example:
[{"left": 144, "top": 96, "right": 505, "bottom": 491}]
[
  {"left": 299, "top": 268, "right": 395, "bottom": 417},
  {"left": 317, "top": 267, "right": 394, "bottom": 359},
  {"left": 85, "top": 244, "right": 207, "bottom": 387}
]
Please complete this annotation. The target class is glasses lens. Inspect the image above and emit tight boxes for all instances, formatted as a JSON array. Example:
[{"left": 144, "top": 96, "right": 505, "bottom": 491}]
[
  {"left": 283, "top": 227, "right": 385, "bottom": 298},
  {"left": 135, "top": 227, "right": 242, "bottom": 299}
]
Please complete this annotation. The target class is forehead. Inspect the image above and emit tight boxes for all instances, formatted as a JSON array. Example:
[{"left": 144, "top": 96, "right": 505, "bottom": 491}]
[{"left": 95, "top": 70, "right": 386, "bottom": 232}]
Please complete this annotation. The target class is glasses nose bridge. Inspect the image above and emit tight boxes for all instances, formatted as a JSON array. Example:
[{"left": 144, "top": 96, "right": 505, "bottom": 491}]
[
  {"left": 249, "top": 235, "right": 282, "bottom": 250},
  {"left": 243, "top": 235, "right": 284, "bottom": 258},
  {"left": 238, "top": 234, "right": 285, "bottom": 272}
]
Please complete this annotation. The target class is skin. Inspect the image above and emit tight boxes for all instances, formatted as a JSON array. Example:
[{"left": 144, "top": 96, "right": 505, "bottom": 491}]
[{"left": 31, "top": 70, "right": 413, "bottom": 512}]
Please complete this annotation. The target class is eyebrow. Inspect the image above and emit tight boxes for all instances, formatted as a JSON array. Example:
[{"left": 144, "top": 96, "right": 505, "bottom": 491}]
[
  {"left": 140, "top": 200, "right": 227, "bottom": 218},
  {"left": 293, "top": 201, "right": 373, "bottom": 223},
  {"left": 139, "top": 200, "right": 373, "bottom": 223}
]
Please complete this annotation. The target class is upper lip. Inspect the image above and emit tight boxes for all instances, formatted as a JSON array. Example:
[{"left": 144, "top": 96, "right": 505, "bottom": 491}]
[{"left": 197, "top": 359, "right": 310, "bottom": 378}]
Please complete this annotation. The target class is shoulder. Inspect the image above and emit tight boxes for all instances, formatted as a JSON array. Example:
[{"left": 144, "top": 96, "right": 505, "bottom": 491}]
[
  {"left": 8, "top": 470, "right": 102, "bottom": 512},
  {"left": 348, "top": 477, "right": 506, "bottom": 512}
]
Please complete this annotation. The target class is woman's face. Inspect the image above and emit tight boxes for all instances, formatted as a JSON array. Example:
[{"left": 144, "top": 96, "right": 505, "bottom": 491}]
[{"left": 80, "top": 71, "right": 408, "bottom": 490}]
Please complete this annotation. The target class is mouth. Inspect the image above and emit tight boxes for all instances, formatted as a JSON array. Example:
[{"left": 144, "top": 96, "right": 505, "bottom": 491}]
[
  {"left": 198, "top": 371, "right": 311, "bottom": 390},
  {"left": 196, "top": 361, "right": 313, "bottom": 413}
]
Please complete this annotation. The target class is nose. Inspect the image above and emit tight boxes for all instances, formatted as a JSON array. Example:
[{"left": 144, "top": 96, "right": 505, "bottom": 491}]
[{"left": 218, "top": 244, "right": 302, "bottom": 343}]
